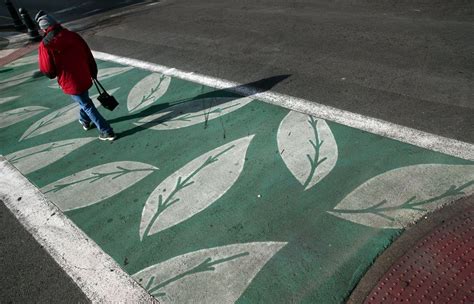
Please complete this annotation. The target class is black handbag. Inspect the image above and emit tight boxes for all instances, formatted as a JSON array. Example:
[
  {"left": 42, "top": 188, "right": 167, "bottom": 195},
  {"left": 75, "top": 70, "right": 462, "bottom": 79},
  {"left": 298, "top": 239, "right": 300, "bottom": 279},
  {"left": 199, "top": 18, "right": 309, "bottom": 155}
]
[{"left": 93, "top": 79, "right": 118, "bottom": 111}]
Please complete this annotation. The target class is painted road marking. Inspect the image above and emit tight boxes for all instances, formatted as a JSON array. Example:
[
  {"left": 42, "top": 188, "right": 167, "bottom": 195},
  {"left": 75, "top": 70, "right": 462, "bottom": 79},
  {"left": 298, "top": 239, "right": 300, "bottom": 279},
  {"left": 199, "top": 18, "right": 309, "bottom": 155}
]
[
  {"left": 134, "top": 96, "right": 254, "bottom": 130},
  {"left": 42, "top": 161, "right": 158, "bottom": 212},
  {"left": 81, "top": 9, "right": 103, "bottom": 16},
  {"left": 3, "top": 55, "right": 37, "bottom": 68},
  {"left": 0, "top": 158, "right": 157, "bottom": 303},
  {"left": 53, "top": 2, "right": 93, "bottom": 15},
  {"left": 0, "top": 106, "right": 47, "bottom": 129},
  {"left": 128, "top": 73, "right": 171, "bottom": 112},
  {"left": 0, "top": 48, "right": 17, "bottom": 58},
  {"left": 133, "top": 242, "right": 286, "bottom": 303},
  {"left": 0, "top": 33, "right": 29, "bottom": 46},
  {"left": 19, "top": 88, "right": 119, "bottom": 141},
  {"left": 328, "top": 164, "right": 474, "bottom": 228},
  {"left": 48, "top": 67, "right": 132, "bottom": 89},
  {"left": 0, "top": 70, "right": 38, "bottom": 91},
  {"left": 140, "top": 135, "right": 254, "bottom": 239},
  {"left": 93, "top": 51, "right": 474, "bottom": 161},
  {"left": 5, "top": 137, "right": 96, "bottom": 174},
  {"left": 278, "top": 111, "right": 338, "bottom": 190},
  {"left": 0, "top": 96, "right": 20, "bottom": 105},
  {"left": 1, "top": 51, "right": 473, "bottom": 303}
]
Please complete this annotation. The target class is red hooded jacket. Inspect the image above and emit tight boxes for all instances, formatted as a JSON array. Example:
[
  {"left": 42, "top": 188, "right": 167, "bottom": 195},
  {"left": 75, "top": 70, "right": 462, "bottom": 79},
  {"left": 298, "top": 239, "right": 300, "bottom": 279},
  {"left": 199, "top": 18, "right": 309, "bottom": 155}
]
[{"left": 38, "top": 25, "right": 97, "bottom": 95}]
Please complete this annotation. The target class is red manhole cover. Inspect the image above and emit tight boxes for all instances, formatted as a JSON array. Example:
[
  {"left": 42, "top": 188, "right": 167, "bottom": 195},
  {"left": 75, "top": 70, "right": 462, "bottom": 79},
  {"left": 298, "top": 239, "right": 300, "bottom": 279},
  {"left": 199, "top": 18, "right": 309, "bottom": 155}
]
[{"left": 364, "top": 208, "right": 473, "bottom": 303}]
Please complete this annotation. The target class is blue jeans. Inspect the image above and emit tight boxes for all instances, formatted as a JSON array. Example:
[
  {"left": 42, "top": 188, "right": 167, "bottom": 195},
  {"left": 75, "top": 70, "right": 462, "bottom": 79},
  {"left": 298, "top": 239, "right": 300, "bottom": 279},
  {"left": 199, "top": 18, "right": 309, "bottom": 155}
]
[{"left": 70, "top": 91, "right": 113, "bottom": 134}]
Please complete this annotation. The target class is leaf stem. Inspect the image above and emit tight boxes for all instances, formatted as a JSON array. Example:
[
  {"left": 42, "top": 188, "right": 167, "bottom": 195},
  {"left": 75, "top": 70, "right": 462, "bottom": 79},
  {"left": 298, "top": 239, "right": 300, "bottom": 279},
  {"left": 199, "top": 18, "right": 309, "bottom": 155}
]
[
  {"left": 43, "top": 166, "right": 155, "bottom": 194},
  {"left": 146, "top": 251, "right": 249, "bottom": 295},
  {"left": 24, "top": 107, "right": 72, "bottom": 137},
  {"left": 139, "top": 75, "right": 166, "bottom": 107},
  {"left": 334, "top": 180, "right": 474, "bottom": 221},
  {"left": 303, "top": 117, "right": 327, "bottom": 189},
  {"left": 9, "top": 142, "right": 74, "bottom": 163},
  {"left": 143, "top": 145, "right": 236, "bottom": 238}
]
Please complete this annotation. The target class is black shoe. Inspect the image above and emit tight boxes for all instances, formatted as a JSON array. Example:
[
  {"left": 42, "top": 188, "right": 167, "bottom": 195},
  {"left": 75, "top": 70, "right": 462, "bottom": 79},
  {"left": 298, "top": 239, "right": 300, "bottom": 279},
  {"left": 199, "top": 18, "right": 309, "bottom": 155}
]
[
  {"left": 99, "top": 131, "right": 117, "bottom": 141},
  {"left": 79, "top": 120, "right": 93, "bottom": 131}
]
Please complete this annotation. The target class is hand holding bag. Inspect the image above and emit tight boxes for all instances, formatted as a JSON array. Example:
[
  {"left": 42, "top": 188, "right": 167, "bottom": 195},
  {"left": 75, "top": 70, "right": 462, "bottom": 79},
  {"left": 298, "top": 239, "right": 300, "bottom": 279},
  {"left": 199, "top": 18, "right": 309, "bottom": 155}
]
[{"left": 93, "top": 78, "right": 118, "bottom": 111}]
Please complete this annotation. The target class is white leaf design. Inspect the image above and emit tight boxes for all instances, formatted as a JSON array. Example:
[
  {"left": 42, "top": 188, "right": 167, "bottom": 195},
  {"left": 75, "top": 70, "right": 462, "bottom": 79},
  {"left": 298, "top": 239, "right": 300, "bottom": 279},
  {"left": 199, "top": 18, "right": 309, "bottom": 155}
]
[
  {"left": 0, "top": 71, "right": 36, "bottom": 91},
  {"left": 97, "top": 66, "right": 134, "bottom": 80},
  {"left": 48, "top": 67, "right": 133, "bottom": 89},
  {"left": 277, "top": 111, "right": 338, "bottom": 190},
  {"left": 140, "top": 135, "right": 254, "bottom": 239},
  {"left": 127, "top": 73, "right": 172, "bottom": 112},
  {"left": 5, "top": 137, "right": 96, "bottom": 174},
  {"left": 4, "top": 55, "right": 37, "bottom": 68},
  {"left": 0, "top": 106, "right": 48, "bottom": 129},
  {"left": 19, "top": 88, "right": 119, "bottom": 141},
  {"left": 328, "top": 164, "right": 474, "bottom": 229},
  {"left": 41, "top": 161, "right": 158, "bottom": 211},
  {"left": 134, "top": 96, "right": 254, "bottom": 130},
  {"left": 0, "top": 96, "right": 20, "bottom": 105},
  {"left": 133, "top": 242, "right": 286, "bottom": 303}
]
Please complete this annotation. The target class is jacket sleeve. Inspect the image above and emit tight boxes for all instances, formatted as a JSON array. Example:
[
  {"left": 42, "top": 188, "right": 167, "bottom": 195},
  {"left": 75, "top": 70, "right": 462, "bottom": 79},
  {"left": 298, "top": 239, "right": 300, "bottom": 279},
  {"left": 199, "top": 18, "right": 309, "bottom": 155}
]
[{"left": 38, "top": 43, "right": 57, "bottom": 79}]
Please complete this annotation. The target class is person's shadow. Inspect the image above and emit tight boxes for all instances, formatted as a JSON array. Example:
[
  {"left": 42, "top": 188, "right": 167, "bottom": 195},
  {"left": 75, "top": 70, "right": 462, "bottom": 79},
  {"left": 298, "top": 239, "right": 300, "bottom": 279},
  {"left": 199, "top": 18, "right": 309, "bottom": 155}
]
[{"left": 113, "top": 74, "right": 290, "bottom": 139}]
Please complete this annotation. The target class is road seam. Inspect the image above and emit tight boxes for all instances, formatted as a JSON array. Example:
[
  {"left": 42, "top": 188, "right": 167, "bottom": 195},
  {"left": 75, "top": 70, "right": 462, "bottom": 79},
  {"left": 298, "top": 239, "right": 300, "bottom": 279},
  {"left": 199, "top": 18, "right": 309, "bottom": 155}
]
[
  {"left": 92, "top": 51, "right": 474, "bottom": 161},
  {"left": 0, "top": 157, "right": 158, "bottom": 303}
]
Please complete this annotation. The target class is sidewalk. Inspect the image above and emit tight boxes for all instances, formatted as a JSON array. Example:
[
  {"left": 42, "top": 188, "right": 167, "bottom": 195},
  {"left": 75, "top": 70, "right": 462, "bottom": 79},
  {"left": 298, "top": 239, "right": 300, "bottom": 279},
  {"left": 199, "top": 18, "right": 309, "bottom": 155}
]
[
  {"left": 1, "top": 35, "right": 473, "bottom": 303},
  {"left": 349, "top": 194, "right": 473, "bottom": 303}
]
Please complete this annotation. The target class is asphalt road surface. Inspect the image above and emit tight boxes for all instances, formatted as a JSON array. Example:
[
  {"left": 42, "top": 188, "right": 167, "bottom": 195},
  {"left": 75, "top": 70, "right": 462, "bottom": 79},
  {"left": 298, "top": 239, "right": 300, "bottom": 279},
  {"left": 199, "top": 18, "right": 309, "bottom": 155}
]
[
  {"left": 0, "top": 201, "right": 88, "bottom": 303},
  {"left": 78, "top": 0, "right": 473, "bottom": 143},
  {"left": 0, "top": 0, "right": 146, "bottom": 23},
  {"left": 2, "top": 0, "right": 472, "bottom": 142}
]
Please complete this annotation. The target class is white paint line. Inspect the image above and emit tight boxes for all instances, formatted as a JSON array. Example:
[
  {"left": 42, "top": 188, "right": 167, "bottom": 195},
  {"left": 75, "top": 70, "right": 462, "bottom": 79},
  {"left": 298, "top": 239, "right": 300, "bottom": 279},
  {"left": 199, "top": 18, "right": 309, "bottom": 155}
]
[
  {"left": 92, "top": 51, "right": 474, "bottom": 161},
  {"left": 0, "top": 157, "right": 158, "bottom": 303},
  {"left": 54, "top": 2, "right": 91, "bottom": 15},
  {"left": 102, "top": 2, "right": 158, "bottom": 20},
  {"left": 0, "top": 48, "right": 17, "bottom": 58},
  {"left": 54, "top": 6, "right": 79, "bottom": 14},
  {"left": 108, "top": 11, "right": 128, "bottom": 18},
  {"left": 1, "top": 32, "right": 29, "bottom": 45},
  {"left": 82, "top": 9, "right": 102, "bottom": 16}
]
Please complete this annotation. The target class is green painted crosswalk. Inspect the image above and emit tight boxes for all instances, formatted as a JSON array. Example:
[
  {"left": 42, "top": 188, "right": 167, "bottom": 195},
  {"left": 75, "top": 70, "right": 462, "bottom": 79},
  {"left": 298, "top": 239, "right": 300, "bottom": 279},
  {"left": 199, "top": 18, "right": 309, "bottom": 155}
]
[{"left": 1, "top": 52, "right": 472, "bottom": 303}]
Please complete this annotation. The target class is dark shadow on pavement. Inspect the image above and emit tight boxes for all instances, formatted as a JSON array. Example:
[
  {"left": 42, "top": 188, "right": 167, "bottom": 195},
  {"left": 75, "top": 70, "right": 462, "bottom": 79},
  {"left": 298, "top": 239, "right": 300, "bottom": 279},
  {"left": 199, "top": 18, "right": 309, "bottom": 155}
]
[{"left": 113, "top": 74, "right": 290, "bottom": 140}]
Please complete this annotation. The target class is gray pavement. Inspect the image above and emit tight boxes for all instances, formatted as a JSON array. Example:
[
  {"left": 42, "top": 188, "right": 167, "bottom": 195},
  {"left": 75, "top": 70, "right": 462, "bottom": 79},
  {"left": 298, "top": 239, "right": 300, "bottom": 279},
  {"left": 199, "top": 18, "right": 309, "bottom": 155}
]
[
  {"left": 0, "top": 201, "right": 88, "bottom": 303},
  {"left": 0, "top": 0, "right": 148, "bottom": 24},
  {"left": 80, "top": 0, "right": 474, "bottom": 143}
]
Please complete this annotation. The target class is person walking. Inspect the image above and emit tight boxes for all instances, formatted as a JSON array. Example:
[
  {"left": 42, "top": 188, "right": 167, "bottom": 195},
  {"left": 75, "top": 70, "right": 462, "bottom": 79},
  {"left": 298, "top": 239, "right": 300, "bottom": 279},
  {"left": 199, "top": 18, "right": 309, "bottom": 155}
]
[{"left": 35, "top": 11, "right": 116, "bottom": 141}]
